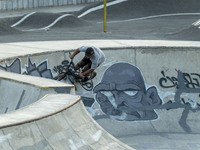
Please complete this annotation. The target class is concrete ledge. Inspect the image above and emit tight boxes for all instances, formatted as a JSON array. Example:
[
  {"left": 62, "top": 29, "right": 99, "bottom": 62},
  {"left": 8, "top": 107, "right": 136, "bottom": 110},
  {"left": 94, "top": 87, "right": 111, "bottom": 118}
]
[
  {"left": 0, "top": 70, "right": 75, "bottom": 114},
  {"left": 0, "top": 69, "right": 73, "bottom": 89},
  {"left": 0, "top": 94, "right": 81, "bottom": 128},
  {"left": 1, "top": 40, "right": 200, "bottom": 60},
  {"left": 0, "top": 94, "right": 134, "bottom": 150}
]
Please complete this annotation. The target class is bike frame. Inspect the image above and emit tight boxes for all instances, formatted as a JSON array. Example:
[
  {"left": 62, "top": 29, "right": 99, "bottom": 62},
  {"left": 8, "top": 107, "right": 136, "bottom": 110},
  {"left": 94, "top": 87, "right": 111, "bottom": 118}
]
[{"left": 54, "top": 59, "right": 93, "bottom": 91}]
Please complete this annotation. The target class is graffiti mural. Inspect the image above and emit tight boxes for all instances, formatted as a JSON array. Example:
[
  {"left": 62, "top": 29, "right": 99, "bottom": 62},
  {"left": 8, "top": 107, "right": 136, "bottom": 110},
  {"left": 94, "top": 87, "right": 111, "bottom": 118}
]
[
  {"left": 2, "top": 57, "right": 200, "bottom": 133},
  {"left": 92, "top": 63, "right": 200, "bottom": 133},
  {"left": 0, "top": 58, "right": 53, "bottom": 79},
  {"left": 0, "top": 57, "right": 94, "bottom": 91},
  {"left": 0, "top": 58, "right": 21, "bottom": 73},
  {"left": 159, "top": 69, "right": 200, "bottom": 106},
  {"left": 159, "top": 71, "right": 200, "bottom": 132},
  {"left": 93, "top": 62, "right": 163, "bottom": 121},
  {"left": 23, "top": 58, "right": 53, "bottom": 79},
  {"left": 160, "top": 70, "right": 200, "bottom": 89}
]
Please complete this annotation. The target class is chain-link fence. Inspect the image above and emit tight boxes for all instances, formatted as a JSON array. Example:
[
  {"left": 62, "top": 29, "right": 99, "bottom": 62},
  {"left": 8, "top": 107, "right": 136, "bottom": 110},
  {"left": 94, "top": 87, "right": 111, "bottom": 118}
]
[{"left": 0, "top": 0, "right": 103, "bottom": 11}]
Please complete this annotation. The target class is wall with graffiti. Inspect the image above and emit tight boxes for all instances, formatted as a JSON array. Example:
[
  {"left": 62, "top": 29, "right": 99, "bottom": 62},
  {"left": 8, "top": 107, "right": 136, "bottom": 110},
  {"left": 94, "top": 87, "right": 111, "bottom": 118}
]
[
  {"left": 0, "top": 51, "right": 75, "bottom": 113},
  {"left": 0, "top": 57, "right": 53, "bottom": 78},
  {"left": 1, "top": 47, "right": 200, "bottom": 133}
]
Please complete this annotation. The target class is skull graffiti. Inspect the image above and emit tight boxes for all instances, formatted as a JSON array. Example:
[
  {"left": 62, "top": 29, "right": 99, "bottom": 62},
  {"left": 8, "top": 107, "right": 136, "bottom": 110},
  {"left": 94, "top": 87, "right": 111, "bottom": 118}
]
[{"left": 94, "top": 62, "right": 162, "bottom": 121}]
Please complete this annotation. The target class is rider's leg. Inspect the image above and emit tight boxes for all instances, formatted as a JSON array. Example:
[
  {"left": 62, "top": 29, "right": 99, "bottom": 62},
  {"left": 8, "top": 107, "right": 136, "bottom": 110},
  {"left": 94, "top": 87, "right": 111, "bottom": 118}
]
[
  {"left": 76, "top": 57, "right": 91, "bottom": 70},
  {"left": 74, "top": 64, "right": 80, "bottom": 70},
  {"left": 82, "top": 63, "right": 91, "bottom": 73},
  {"left": 53, "top": 73, "right": 65, "bottom": 80},
  {"left": 81, "top": 63, "right": 97, "bottom": 81}
]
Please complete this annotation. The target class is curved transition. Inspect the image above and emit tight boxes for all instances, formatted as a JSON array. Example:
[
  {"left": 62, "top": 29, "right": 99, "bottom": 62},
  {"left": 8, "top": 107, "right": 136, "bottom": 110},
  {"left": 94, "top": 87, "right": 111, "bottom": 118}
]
[
  {"left": 0, "top": 0, "right": 200, "bottom": 149},
  {"left": 0, "top": 40, "right": 140, "bottom": 150},
  {"left": 1, "top": 40, "right": 200, "bottom": 150},
  {"left": 0, "top": 94, "right": 133, "bottom": 150}
]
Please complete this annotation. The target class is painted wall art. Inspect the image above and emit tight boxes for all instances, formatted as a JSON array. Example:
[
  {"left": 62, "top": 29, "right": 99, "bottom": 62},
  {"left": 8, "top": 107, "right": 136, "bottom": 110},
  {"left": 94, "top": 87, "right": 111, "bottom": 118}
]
[
  {"left": 93, "top": 62, "right": 162, "bottom": 121},
  {"left": 1, "top": 57, "right": 200, "bottom": 133},
  {"left": 0, "top": 58, "right": 53, "bottom": 79},
  {"left": 92, "top": 62, "right": 200, "bottom": 133}
]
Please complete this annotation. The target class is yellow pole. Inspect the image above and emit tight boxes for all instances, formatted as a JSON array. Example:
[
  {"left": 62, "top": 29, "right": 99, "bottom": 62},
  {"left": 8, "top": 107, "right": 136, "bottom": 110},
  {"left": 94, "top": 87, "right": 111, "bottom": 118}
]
[{"left": 104, "top": 0, "right": 107, "bottom": 32}]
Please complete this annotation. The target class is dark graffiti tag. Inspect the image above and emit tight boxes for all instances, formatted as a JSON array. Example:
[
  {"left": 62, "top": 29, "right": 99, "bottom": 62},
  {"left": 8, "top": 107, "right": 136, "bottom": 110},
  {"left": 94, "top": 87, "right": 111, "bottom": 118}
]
[
  {"left": 166, "top": 71, "right": 200, "bottom": 132},
  {"left": 159, "top": 70, "right": 200, "bottom": 89},
  {"left": 158, "top": 70, "right": 200, "bottom": 132}
]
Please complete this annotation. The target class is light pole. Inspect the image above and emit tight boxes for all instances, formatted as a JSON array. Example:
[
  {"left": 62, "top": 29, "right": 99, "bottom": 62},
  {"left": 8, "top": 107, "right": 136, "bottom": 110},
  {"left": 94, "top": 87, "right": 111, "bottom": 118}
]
[{"left": 104, "top": 0, "right": 107, "bottom": 32}]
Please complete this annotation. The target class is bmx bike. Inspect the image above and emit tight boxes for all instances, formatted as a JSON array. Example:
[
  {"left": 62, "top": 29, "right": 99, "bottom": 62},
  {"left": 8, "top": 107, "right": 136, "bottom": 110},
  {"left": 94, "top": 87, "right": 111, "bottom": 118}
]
[{"left": 53, "top": 59, "right": 93, "bottom": 91}]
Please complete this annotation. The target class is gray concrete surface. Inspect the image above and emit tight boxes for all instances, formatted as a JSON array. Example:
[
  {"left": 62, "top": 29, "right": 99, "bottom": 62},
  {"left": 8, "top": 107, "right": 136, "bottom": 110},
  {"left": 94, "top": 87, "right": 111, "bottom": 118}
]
[
  {"left": 0, "top": 0, "right": 200, "bottom": 150},
  {"left": 0, "top": 4, "right": 88, "bottom": 18},
  {"left": 0, "top": 69, "right": 75, "bottom": 113},
  {"left": 0, "top": 94, "right": 133, "bottom": 150},
  {"left": 0, "top": 0, "right": 200, "bottom": 42},
  {"left": 0, "top": 0, "right": 102, "bottom": 11},
  {"left": 0, "top": 40, "right": 200, "bottom": 150}
]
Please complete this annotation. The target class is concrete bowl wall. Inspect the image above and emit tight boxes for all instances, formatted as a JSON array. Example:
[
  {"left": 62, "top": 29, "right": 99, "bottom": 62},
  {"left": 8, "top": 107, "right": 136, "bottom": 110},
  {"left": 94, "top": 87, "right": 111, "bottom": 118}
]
[
  {"left": 1, "top": 44, "right": 200, "bottom": 134},
  {"left": 0, "top": 40, "right": 200, "bottom": 149},
  {"left": 95, "top": 47, "right": 200, "bottom": 136}
]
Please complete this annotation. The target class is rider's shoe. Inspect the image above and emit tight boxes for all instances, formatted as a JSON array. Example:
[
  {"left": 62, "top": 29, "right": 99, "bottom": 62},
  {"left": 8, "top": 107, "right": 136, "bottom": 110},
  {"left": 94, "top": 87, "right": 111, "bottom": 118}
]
[
  {"left": 81, "top": 72, "right": 96, "bottom": 82},
  {"left": 89, "top": 72, "right": 96, "bottom": 80},
  {"left": 81, "top": 76, "right": 89, "bottom": 82}
]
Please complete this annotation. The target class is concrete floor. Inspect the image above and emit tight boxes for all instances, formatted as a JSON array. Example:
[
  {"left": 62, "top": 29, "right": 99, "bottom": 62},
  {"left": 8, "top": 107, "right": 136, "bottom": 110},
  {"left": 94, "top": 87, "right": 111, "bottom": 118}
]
[{"left": 0, "top": 0, "right": 200, "bottom": 43}]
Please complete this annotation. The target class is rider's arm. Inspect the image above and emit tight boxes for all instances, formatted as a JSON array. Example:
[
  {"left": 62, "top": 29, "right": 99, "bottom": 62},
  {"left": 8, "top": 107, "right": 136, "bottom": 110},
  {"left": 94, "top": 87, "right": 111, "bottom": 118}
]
[{"left": 69, "top": 49, "right": 80, "bottom": 59}]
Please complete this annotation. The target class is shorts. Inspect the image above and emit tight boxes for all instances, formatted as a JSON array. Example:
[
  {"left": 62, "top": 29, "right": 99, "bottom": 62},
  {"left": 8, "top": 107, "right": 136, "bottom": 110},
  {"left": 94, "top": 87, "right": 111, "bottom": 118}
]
[{"left": 77, "top": 57, "right": 92, "bottom": 72}]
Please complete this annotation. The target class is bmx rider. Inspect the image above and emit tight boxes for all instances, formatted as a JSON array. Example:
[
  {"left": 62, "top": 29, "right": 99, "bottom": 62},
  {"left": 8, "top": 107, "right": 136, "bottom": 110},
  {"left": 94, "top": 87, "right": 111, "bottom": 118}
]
[{"left": 69, "top": 46, "right": 105, "bottom": 82}]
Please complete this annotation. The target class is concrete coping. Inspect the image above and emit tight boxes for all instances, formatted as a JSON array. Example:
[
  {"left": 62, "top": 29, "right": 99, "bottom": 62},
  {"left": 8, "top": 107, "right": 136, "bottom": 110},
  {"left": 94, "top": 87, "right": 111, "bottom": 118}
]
[
  {"left": 0, "top": 70, "right": 74, "bottom": 89},
  {"left": 1, "top": 40, "right": 200, "bottom": 60},
  {"left": 0, "top": 94, "right": 81, "bottom": 128}
]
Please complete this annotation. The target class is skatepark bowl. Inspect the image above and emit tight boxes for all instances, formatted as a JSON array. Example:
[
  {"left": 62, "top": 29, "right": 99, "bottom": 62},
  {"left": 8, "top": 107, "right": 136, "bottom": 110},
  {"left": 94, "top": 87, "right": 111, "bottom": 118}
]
[{"left": 0, "top": 40, "right": 200, "bottom": 150}]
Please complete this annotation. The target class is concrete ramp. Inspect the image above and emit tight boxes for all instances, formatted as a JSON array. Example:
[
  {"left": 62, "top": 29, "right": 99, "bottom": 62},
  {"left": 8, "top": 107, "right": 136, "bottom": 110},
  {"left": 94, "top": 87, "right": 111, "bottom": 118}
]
[
  {"left": 0, "top": 94, "right": 134, "bottom": 150},
  {"left": 0, "top": 70, "right": 75, "bottom": 113},
  {"left": 1, "top": 40, "right": 200, "bottom": 150}
]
